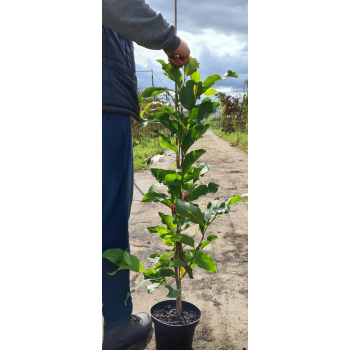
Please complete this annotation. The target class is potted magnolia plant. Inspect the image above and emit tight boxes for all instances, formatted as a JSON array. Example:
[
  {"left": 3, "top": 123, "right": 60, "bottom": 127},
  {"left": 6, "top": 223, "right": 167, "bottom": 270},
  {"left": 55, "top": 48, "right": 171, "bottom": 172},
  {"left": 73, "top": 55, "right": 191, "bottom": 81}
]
[{"left": 103, "top": 58, "right": 247, "bottom": 350}]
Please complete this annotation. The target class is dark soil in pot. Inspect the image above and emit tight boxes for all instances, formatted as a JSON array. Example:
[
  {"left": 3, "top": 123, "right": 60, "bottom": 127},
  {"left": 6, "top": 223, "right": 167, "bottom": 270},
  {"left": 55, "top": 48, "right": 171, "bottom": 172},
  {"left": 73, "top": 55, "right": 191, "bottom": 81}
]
[{"left": 150, "top": 300, "right": 201, "bottom": 350}]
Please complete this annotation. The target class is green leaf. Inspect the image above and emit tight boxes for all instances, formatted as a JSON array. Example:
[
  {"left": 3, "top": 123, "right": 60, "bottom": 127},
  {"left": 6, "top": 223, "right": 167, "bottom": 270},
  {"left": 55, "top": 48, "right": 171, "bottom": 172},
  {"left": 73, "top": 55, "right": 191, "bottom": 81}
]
[
  {"left": 191, "top": 70, "right": 201, "bottom": 83},
  {"left": 221, "top": 70, "right": 238, "bottom": 79},
  {"left": 194, "top": 251, "right": 217, "bottom": 272},
  {"left": 159, "top": 213, "right": 176, "bottom": 234},
  {"left": 185, "top": 57, "right": 200, "bottom": 77},
  {"left": 182, "top": 149, "right": 206, "bottom": 175},
  {"left": 204, "top": 88, "right": 217, "bottom": 96},
  {"left": 147, "top": 226, "right": 169, "bottom": 234},
  {"left": 156, "top": 106, "right": 177, "bottom": 117},
  {"left": 175, "top": 199, "right": 205, "bottom": 225},
  {"left": 142, "top": 191, "right": 169, "bottom": 203},
  {"left": 143, "top": 269, "right": 160, "bottom": 280},
  {"left": 182, "top": 123, "right": 211, "bottom": 154},
  {"left": 140, "top": 87, "right": 169, "bottom": 102},
  {"left": 159, "top": 269, "right": 176, "bottom": 278},
  {"left": 160, "top": 137, "right": 177, "bottom": 153},
  {"left": 165, "top": 285, "right": 182, "bottom": 298},
  {"left": 180, "top": 80, "right": 197, "bottom": 111},
  {"left": 147, "top": 282, "right": 161, "bottom": 293},
  {"left": 201, "top": 235, "right": 219, "bottom": 249},
  {"left": 157, "top": 114, "right": 182, "bottom": 139},
  {"left": 225, "top": 194, "right": 247, "bottom": 206},
  {"left": 202, "top": 74, "right": 221, "bottom": 90},
  {"left": 147, "top": 253, "right": 171, "bottom": 264},
  {"left": 153, "top": 130, "right": 178, "bottom": 153},
  {"left": 196, "top": 98, "right": 220, "bottom": 121},
  {"left": 169, "top": 259, "right": 186, "bottom": 267},
  {"left": 148, "top": 183, "right": 162, "bottom": 192},
  {"left": 192, "top": 163, "right": 211, "bottom": 183},
  {"left": 102, "top": 248, "right": 125, "bottom": 266},
  {"left": 123, "top": 251, "right": 145, "bottom": 273},
  {"left": 125, "top": 279, "right": 149, "bottom": 306},
  {"left": 167, "top": 185, "right": 182, "bottom": 202},
  {"left": 157, "top": 59, "right": 183, "bottom": 87},
  {"left": 160, "top": 199, "right": 172, "bottom": 209},
  {"left": 179, "top": 234, "right": 195, "bottom": 248},
  {"left": 107, "top": 270, "right": 118, "bottom": 276},
  {"left": 204, "top": 199, "right": 220, "bottom": 223},
  {"left": 162, "top": 173, "right": 182, "bottom": 186},
  {"left": 188, "top": 182, "right": 219, "bottom": 201}
]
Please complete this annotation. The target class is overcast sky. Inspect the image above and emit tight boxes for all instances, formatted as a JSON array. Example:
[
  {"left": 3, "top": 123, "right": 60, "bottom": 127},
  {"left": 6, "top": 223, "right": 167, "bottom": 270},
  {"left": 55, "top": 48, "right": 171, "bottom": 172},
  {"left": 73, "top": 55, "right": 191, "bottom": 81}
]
[{"left": 134, "top": 0, "right": 248, "bottom": 96}]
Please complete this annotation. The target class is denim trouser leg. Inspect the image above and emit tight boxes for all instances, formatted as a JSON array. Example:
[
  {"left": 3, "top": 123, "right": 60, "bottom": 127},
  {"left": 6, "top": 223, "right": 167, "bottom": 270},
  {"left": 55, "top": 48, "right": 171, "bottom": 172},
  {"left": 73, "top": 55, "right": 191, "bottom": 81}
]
[{"left": 102, "top": 112, "right": 134, "bottom": 326}]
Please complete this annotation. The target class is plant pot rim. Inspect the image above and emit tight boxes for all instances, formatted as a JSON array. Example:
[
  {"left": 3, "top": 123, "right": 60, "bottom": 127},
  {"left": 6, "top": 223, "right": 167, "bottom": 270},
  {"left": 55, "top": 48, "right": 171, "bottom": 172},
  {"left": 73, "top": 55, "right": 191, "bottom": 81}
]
[{"left": 150, "top": 300, "right": 202, "bottom": 327}]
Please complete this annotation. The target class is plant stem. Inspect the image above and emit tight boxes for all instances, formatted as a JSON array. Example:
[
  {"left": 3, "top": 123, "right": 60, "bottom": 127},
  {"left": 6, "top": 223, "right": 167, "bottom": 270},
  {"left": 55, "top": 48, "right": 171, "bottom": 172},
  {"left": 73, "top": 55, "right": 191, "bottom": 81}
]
[{"left": 175, "top": 242, "right": 182, "bottom": 315}]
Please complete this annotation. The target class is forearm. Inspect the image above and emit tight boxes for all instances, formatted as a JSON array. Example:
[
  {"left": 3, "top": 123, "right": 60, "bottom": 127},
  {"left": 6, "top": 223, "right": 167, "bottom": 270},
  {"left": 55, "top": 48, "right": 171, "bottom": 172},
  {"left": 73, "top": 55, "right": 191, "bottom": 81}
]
[{"left": 102, "top": 0, "right": 180, "bottom": 52}]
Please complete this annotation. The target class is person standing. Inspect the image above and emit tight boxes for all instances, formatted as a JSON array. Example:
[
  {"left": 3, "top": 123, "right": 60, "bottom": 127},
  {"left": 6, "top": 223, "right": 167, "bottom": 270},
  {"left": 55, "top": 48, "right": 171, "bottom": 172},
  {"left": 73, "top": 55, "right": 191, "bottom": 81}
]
[{"left": 102, "top": 1, "right": 190, "bottom": 349}]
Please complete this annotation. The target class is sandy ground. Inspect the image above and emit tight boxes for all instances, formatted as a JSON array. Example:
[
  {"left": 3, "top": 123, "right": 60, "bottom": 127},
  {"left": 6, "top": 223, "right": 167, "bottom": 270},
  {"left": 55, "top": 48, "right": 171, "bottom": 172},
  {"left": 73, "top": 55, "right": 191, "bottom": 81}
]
[{"left": 111, "top": 131, "right": 248, "bottom": 350}]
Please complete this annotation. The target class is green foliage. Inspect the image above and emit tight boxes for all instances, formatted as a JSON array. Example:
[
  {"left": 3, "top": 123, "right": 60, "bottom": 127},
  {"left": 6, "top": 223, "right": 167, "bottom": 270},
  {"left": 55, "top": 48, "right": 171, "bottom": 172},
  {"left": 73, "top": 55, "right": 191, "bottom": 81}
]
[
  {"left": 103, "top": 57, "right": 248, "bottom": 311},
  {"left": 211, "top": 128, "right": 248, "bottom": 152}
]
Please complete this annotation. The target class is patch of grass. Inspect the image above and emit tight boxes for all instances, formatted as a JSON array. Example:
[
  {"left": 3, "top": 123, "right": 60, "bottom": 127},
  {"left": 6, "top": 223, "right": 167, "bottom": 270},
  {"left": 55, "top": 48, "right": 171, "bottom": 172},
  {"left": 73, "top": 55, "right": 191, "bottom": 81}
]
[
  {"left": 133, "top": 137, "right": 163, "bottom": 172},
  {"left": 211, "top": 128, "right": 248, "bottom": 152}
]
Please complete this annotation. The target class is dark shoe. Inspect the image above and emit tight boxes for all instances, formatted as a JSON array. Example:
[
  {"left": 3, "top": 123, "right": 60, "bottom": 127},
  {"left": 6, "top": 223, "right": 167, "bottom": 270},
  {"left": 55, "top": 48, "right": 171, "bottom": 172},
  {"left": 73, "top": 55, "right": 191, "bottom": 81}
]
[{"left": 102, "top": 313, "right": 152, "bottom": 350}]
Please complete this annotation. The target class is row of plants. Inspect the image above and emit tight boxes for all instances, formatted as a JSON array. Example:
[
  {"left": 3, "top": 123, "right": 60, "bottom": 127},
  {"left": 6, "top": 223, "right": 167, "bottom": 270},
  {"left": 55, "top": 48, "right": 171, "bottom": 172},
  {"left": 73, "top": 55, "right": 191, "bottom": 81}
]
[
  {"left": 212, "top": 92, "right": 248, "bottom": 133},
  {"left": 103, "top": 57, "right": 247, "bottom": 349}
]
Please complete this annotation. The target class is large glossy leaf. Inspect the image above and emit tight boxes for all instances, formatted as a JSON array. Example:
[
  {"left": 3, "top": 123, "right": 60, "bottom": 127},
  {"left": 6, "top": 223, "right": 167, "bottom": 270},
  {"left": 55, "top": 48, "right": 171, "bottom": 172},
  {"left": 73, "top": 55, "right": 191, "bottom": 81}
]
[
  {"left": 175, "top": 199, "right": 205, "bottom": 225},
  {"left": 122, "top": 251, "right": 145, "bottom": 273},
  {"left": 180, "top": 80, "right": 197, "bottom": 111},
  {"left": 165, "top": 285, "right": 182, "bottom": 298},
  {"left": 185, "top": 57, "right": 200, "bottom": 77},
  {"left": 140, "top": 87, "right": 169, "bottom": 102},
  {"left": 182, "top": 149, "right": 206, "bottom": 175},
  {"left": 194, "top": 251, "right": 217, "bottom": 272},
  {"left": 202, "top": 74, "right": 221, "bottom": 90},
  {"left": 188, "top": 182, "right": 219, "bottom": 201},
  {"left": 102, "top": 248, "right": 125, "bottom": 266},
  {"left": 163, "top": 173, "right": 182, "bottom": 186},
  {"left": 157, "top": 59, "right": 183, "bottom": 87},
  {"left": 159, "top": 213, "right": 176, "bottom": 234}
]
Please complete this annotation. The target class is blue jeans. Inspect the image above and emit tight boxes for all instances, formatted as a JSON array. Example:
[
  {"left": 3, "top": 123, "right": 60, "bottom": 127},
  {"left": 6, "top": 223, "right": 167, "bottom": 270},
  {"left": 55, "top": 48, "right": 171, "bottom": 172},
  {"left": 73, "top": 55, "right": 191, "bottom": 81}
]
[{"left": 102, "top": 112, "right": 133, "bottom": 326}]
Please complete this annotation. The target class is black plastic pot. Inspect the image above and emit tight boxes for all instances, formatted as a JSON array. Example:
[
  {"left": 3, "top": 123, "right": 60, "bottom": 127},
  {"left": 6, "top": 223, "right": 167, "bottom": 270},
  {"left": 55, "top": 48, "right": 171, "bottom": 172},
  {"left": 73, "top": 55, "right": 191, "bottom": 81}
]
[{"left": 150, "top": 300, "right": 201, "bottom": 350}]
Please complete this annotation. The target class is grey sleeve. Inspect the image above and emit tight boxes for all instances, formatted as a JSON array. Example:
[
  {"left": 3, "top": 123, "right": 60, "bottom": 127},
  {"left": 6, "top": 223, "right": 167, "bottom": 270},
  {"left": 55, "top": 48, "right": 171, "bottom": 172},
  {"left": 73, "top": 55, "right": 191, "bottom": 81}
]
[{"left": 102, "top": 0, "right": 181, "bottom": 52}]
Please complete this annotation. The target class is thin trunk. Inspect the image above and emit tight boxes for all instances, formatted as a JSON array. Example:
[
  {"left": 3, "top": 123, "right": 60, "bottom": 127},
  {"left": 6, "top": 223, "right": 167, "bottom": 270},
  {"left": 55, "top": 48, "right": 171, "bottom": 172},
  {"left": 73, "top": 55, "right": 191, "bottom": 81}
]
[{"left": 175, "top": 242, "right": 182, "bottom": 315}]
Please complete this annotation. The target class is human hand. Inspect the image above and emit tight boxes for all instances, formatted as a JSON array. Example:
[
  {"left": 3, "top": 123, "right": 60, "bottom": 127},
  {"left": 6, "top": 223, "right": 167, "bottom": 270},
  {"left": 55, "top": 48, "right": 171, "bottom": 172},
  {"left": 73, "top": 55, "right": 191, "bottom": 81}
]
[{"left": 164, "top": 39, "right": 190, "bottom": 68}]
